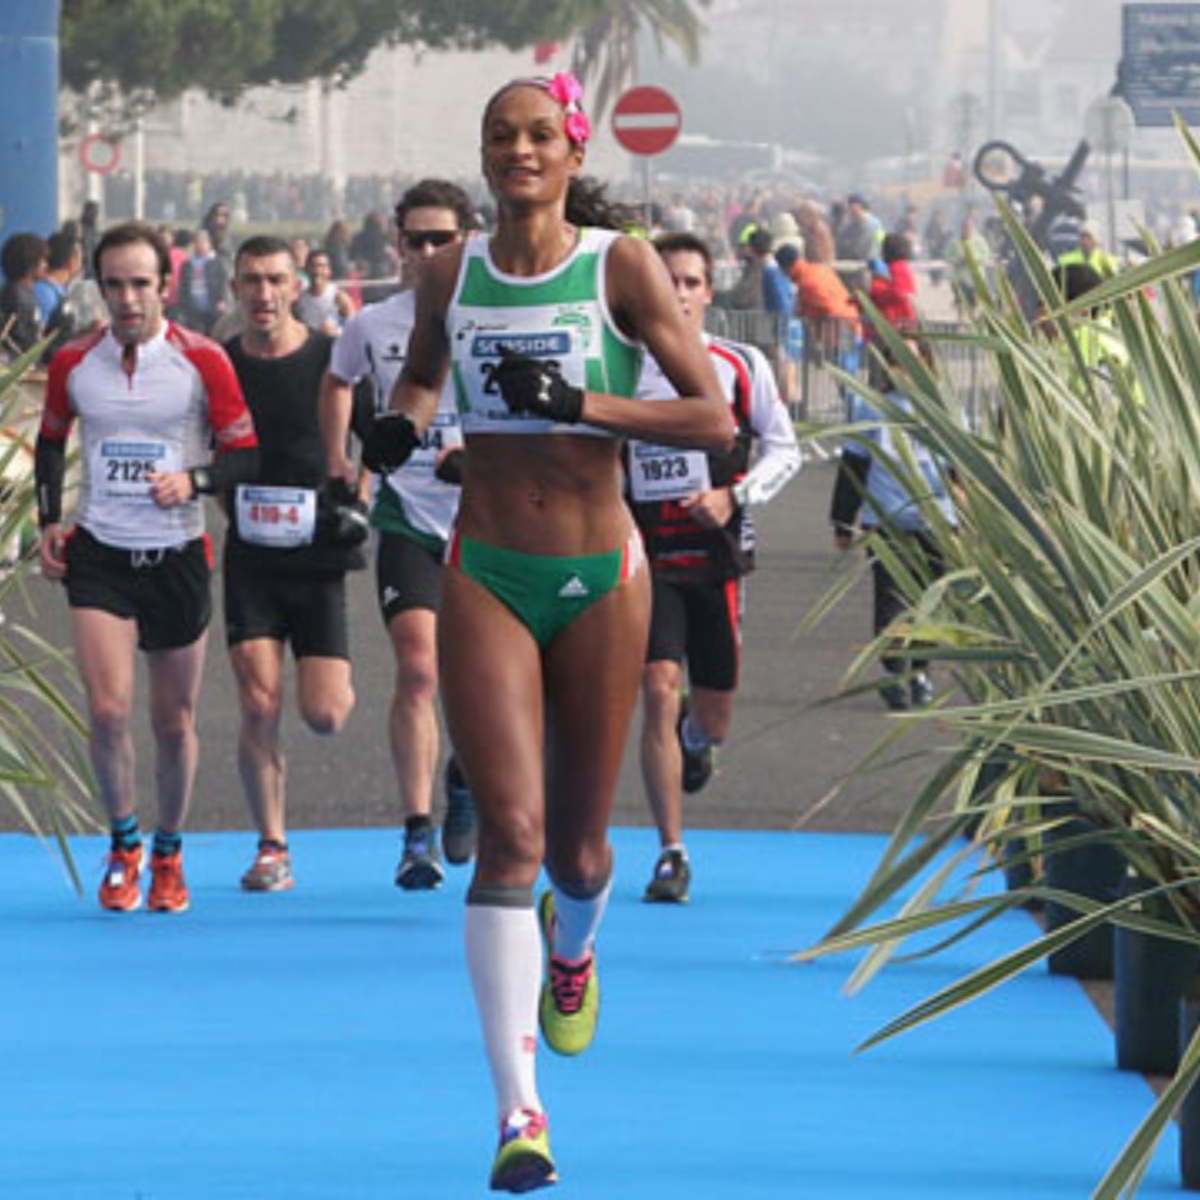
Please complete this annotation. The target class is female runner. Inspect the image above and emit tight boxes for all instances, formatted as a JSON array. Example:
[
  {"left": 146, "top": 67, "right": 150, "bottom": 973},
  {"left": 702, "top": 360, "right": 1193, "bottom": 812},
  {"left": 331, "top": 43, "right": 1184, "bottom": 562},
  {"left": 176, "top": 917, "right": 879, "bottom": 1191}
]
[{"left": 367, "top": 73, "right": 731, "bottom": 1192}]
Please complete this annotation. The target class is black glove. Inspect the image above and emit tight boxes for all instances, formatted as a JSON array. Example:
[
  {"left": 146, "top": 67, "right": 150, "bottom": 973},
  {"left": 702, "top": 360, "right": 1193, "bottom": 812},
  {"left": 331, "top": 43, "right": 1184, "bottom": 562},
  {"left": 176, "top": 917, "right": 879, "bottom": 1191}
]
[
  {"left": 434, "top": 447, "right": 465, "bottom": 485},
  {"left": 362, "top": 412, "right": 419, "bottom": 474},
  {"left": 494, "top": 345, "right": 584, "bottom": 424},
  {"left": 316, "top": 478, "right": 370, "bottom": 548},
  {"left": 325, "top": 476, "right": 357, "bottom": 507}
]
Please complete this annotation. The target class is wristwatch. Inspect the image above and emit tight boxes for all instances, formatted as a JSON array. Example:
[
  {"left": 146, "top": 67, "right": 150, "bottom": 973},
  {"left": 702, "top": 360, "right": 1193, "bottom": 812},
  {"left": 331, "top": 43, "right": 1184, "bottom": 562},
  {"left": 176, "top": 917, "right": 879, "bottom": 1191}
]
[
  {"left": 731, "top": 479, "right": 750, "bottom": 509},
  {"left": 189, "top": 466, "right": 213, "bottom": 496}
]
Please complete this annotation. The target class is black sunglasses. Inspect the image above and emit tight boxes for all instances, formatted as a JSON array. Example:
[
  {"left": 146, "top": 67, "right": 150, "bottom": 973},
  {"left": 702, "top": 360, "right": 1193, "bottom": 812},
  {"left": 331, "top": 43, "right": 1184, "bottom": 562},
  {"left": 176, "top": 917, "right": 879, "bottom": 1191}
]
[{"left": 402, "top": 230, "right": 458, "bottom": 250}]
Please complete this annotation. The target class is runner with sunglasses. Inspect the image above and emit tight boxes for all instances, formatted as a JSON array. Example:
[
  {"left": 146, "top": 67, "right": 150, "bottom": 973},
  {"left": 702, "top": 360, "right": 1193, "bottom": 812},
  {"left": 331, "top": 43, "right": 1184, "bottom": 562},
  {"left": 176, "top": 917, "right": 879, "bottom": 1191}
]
[{"left": 319, "top": 180, "right": 478, "bottom": 888}]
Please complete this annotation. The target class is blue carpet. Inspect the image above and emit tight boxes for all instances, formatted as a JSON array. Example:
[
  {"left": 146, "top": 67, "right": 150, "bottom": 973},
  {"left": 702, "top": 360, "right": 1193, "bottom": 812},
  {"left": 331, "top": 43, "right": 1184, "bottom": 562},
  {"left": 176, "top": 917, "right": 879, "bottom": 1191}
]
[{"left": 0, "top": 828, "right": 1182, "bottom": 1198}]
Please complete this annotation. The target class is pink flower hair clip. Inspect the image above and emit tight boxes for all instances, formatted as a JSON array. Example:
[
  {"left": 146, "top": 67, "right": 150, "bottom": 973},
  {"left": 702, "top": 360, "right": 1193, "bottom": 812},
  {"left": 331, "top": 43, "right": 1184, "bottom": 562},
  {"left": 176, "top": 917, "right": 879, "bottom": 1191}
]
[{"left": 545, "top": 72, "right": 591, "bottom": 147}]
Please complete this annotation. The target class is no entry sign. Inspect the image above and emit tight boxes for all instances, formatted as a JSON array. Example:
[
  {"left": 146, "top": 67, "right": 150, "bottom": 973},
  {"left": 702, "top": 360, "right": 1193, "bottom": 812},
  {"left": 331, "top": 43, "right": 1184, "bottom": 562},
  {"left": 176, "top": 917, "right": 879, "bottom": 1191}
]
[
  {"left": 611, "top": 86, "right": 682, "bottom": 157},
  {"left": 78, "top": 132, "right": 121, "bottom": 175}
]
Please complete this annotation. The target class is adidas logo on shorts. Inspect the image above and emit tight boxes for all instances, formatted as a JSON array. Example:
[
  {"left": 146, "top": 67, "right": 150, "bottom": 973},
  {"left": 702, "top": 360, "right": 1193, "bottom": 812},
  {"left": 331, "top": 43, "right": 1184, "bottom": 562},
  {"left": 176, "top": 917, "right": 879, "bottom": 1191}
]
[{"left": 558, "top": 575, "right": 589, "bottom": 599}]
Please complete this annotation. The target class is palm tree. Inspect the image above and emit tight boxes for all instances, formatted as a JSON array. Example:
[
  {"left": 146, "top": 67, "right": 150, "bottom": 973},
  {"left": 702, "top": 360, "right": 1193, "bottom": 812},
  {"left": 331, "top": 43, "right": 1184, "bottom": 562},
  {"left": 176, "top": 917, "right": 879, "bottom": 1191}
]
[
  {"left": 555, "top": 0, "right": 709, "bottom": 119},
  {"left": 0, "top": 342, "right": 96, "bottom": 887},
  {"left": 795, "top": 172, "right": 1200, "bottom": 1195}
]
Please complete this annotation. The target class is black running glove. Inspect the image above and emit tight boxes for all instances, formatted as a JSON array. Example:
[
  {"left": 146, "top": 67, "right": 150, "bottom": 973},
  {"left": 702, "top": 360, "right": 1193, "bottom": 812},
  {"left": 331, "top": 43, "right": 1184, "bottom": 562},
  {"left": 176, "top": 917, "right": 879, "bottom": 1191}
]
[
  {"left": 362, "top": 412, "right": 420, "bottom": 474},
  {"left": 434, "top": 447, "right": 466, "bottom": 485},
  {"left": 324, "top": 476, "right": 359, "bottom": 508},
  {"left": 317, "top": 478, "right": 370, "bottom": 548},
  {"left": 495, "top": 346, "right": 584, "bottom": 424}
]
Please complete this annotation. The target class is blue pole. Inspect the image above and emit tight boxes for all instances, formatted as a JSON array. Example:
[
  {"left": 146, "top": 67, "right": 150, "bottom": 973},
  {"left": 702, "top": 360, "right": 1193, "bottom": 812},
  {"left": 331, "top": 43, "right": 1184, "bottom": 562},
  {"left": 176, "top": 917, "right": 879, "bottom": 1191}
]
[{"left": 0, "top": 0, "right": 61, "bottom": 239}]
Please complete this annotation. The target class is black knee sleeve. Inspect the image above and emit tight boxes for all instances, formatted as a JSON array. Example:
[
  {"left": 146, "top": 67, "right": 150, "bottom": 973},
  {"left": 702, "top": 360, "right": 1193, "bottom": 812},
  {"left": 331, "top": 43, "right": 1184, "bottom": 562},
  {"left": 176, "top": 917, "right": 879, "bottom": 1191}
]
[{"left": 466, "top": 882, "right": 534, "bottom": 908}]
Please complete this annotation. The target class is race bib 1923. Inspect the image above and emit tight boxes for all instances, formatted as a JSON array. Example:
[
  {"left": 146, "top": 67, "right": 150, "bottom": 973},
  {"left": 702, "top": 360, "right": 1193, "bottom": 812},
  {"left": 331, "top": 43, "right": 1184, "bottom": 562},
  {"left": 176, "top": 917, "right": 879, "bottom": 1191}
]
[{"left": 628, "top": 440, "right": 712, "bottom": 502}]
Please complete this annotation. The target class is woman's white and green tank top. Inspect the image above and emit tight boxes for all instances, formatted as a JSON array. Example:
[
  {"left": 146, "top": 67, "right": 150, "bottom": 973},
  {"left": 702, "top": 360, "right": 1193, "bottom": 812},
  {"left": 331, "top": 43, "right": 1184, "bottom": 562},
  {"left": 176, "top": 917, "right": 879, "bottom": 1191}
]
[{"left": 447, "top": 228, "right": 643, "bottom": 437}]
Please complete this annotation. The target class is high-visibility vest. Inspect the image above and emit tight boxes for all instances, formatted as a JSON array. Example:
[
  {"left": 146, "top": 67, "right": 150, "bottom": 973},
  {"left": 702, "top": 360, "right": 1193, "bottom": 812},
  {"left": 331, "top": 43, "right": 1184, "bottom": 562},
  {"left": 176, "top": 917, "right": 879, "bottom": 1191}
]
[{"left": 1058, "top": 246, "right": 1119, "bottom": 279}]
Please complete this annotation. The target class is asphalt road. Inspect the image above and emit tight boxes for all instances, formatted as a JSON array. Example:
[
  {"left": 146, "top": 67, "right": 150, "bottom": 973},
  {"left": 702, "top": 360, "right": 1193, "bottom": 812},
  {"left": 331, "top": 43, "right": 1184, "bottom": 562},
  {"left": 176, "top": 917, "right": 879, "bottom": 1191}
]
[{"left": 2, "top": 456, "right": 947, "bottom": 843}]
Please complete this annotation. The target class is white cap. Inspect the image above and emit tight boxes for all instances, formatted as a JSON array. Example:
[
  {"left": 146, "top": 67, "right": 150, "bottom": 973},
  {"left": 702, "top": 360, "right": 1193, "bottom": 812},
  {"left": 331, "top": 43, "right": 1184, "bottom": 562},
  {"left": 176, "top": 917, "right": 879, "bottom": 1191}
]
[
  {"left": 771, "top": 211, "right": 800, "bottom": 240},
  {"left": 1080, "top": 218, "right": 1103, "bottom": 240}
]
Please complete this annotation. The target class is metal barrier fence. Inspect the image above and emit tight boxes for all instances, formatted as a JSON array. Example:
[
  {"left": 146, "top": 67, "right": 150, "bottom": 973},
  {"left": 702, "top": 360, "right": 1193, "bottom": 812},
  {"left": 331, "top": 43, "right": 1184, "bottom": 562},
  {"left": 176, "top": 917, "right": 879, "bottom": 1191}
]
[{"left": 705, "top": 308, "right": 997, "bottom": 433}]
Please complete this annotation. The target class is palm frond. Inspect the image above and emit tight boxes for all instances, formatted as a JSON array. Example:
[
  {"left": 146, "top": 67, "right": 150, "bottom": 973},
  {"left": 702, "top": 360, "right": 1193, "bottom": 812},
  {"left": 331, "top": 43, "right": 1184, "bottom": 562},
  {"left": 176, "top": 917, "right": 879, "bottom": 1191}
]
[{"left": 796, "top": 139, "right": 1200, "bottom": 1193}]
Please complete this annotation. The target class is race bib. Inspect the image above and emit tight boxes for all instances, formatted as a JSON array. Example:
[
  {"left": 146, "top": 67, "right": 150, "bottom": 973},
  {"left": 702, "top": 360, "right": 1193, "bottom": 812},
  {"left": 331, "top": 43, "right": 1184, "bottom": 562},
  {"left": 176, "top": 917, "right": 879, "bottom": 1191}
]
[
  {"left": 405, "top": 410, "right": 464, "bottom": 472},
  {"left": 628, "top": 441, "right": 712, "bottom": 502},
  {"left": 94, "top": 437, "right": 178, "bottom": 503},
  {"left": 471, "top": 329, "right": 587, "bottom": 426},
  {"left": 235, "top": 485, "right": 317, "bottom": 548}
]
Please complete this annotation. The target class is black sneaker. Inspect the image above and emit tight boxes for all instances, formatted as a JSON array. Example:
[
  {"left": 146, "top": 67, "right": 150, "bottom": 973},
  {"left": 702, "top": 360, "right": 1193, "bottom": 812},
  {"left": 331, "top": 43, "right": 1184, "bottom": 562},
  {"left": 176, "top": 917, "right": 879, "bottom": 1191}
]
[
  {"left": 441, "top": 756, "right": 477, "bottom": 865},
  {"left": 644, "top": 849, "right": 691, "bottom": 904},
  {"left": 910, "top": 672, "right": 934, "bottom": 708},
  {"left": 677, "top": 696, "right": 715, "bottom": 794},
  {"left": 880, "top": 679, "right": 909, "bottom": 711},
  {"left": 395, "top": 826, "right": 445, "bottom": 890}
]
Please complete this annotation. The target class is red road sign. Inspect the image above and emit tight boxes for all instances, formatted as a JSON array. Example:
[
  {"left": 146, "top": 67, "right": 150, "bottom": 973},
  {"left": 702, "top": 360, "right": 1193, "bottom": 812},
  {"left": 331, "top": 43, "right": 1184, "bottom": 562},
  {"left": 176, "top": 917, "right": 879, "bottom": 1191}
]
[
  {"left": 611, "top": 86, "right": 682, "bottom": 157},
  {"left": 78, "top": 132, "right": 121, "bottom": 175}
]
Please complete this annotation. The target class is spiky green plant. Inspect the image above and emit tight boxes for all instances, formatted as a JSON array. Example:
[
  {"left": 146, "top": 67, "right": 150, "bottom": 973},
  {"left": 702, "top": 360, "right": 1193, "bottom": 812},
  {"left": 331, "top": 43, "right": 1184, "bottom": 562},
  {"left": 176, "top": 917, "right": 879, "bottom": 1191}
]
[
  {"left": 0, "top": 343, "right": 97, "bottom": 890},
  {"left": 797, "top": 126, "right": 1200, "bottom": 1197}
]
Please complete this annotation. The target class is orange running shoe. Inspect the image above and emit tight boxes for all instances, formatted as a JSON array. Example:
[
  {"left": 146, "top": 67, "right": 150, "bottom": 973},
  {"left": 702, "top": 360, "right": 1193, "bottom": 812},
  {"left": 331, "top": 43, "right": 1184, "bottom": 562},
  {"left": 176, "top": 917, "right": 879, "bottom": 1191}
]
[
  {"left": 99, "top": 845, "right": 144, "bottom": 912},
  {"left": 148, "top": 850, "right": 190, "bottom": 913}
]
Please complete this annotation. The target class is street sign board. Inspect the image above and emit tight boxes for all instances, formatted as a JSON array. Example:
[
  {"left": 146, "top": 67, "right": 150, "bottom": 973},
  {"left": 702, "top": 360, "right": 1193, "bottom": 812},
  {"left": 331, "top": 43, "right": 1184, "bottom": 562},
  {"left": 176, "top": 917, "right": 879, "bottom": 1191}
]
[
  {"left": 611, "top": 86, "right": 682, "bottom": 157},
  {"left": 1121, "top": 3, "right": 1200, "bottom": 126}
]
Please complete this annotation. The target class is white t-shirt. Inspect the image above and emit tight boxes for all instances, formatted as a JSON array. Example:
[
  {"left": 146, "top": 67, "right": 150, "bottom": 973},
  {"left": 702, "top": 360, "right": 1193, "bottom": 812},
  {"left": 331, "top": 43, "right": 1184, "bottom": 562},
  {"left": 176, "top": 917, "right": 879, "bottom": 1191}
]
[
  {"left": 40, "top": 324, "right": 254, "bottom": 549},
  {"left": 634, "top": 333, "right": 801, "bottom": 508},
  {"left": 330, "top": 290, "right": 461, "bottom": 544}
]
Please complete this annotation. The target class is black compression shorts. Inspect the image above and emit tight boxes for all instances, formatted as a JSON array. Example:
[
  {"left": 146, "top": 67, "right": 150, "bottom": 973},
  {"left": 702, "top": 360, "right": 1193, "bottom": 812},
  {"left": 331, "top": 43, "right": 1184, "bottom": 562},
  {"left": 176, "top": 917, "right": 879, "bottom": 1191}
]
[
  {"left": 646, "top": 573, "right": 743, "bottom": 692},
  {"left": 375, "top": 529, "right": 444, "bottom": 624},
  {"left": 65, "top": 526, "right": 212, "bottom": 652},
  {"left": 223, "top": 561, "right": 349, "bottom": 660}
]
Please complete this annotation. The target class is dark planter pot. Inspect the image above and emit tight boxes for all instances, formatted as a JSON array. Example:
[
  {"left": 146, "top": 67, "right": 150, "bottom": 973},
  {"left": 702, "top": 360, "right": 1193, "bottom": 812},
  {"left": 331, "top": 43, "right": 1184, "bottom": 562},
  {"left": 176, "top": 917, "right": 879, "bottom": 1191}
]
[
  {"left": 1002, "top": 836, "right": 1035, "bottom": 894},
  {"left": 1042, "top": 816, "right": 1125, "bottom": 980},
  {"left": 965, "top": 754, "right": 1010, "bottom": 843},
  {"left": 1177, "top": 984, "right": 1200, "bottom": 1190},
  {"left": 1114, "top": 877, "right": 1200, "bottom": 1075},
  {"left": 969, "top": 755, "right": 1041, "bottom": 906}
]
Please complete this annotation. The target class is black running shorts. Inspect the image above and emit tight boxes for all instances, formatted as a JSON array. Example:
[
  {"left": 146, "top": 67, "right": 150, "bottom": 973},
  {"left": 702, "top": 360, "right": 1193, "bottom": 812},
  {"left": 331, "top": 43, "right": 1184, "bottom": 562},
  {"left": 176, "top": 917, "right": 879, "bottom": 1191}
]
[
  {"left": 65, "top": 526, "right": 212, "bottom": 652},
  {"left": 646, "top": 573, "right": 743, "bottom": 691},
  {"left": 375, "top": 529, "right": 444, "bottom": 624},
  {"left": 223, "top": 560, "right": 349, "bottom": 660}
]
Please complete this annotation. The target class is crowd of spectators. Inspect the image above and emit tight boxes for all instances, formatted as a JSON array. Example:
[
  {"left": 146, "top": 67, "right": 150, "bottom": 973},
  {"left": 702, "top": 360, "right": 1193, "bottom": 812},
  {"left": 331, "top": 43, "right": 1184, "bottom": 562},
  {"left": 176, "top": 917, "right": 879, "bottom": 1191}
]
[
  {"left": 0, "top": 198, "right": 410, "bottom": 360},
  {"left": 90, "top": 169, "right": 493, "bottom": 231},
  {"left": 8, "top": 170, "right": 1199, "bottom": 381}
]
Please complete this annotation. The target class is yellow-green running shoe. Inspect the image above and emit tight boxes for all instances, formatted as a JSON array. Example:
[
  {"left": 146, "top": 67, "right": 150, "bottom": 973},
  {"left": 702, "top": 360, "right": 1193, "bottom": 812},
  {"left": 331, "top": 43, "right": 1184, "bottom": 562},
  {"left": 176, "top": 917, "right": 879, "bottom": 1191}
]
[
  {"left": 490, "top": 1107, "right": 557, "bottom": 1193},
  {"left": 537, "top": 890, "right": 600, "bottom": 1057}
]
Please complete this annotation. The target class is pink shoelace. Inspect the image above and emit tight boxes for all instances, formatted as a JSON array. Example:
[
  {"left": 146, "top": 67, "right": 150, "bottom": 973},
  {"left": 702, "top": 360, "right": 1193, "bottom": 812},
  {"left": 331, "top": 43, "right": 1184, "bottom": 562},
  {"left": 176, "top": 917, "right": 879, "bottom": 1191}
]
[
  {"left": 500, "top": 1108, "right": 548, "bottom": 1146},
  {"left": 548, "top": 954, "right": 593, "bottom": 1015}
]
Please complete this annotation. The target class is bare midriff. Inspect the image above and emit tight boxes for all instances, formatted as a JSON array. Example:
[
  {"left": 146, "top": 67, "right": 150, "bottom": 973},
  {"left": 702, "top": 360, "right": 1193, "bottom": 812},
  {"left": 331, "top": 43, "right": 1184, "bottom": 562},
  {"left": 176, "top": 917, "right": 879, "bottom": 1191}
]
[{"left": 456, "top": 434, "right": 631, "bottom": 556}]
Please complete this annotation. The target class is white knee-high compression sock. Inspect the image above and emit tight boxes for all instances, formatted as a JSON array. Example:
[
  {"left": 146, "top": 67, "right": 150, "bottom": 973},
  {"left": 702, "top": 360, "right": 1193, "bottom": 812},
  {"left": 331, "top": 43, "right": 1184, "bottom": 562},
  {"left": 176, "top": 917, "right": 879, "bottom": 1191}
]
[{"left": 464, "top": 897, "right": 543, "bottom": 1120}]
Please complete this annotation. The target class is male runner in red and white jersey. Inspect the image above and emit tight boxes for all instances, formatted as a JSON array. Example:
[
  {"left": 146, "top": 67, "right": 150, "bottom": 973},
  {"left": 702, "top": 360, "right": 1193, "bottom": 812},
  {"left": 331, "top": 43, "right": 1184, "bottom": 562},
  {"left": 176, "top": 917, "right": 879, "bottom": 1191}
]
[
  {"left": 35, "top": 221, "right": 259, "bottom": 914},
  {"left": 630, "top": 232, "right": 801, "bottom": 903}
]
